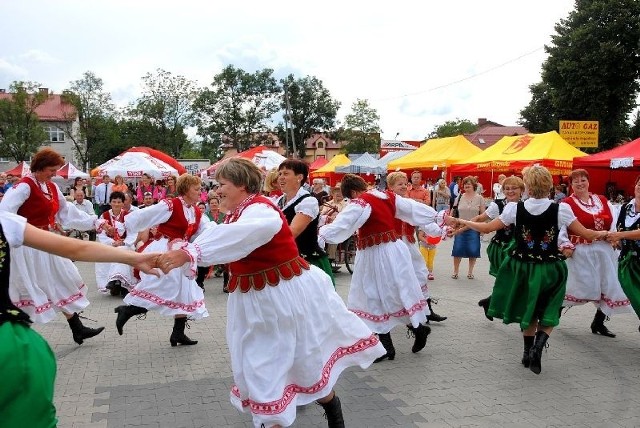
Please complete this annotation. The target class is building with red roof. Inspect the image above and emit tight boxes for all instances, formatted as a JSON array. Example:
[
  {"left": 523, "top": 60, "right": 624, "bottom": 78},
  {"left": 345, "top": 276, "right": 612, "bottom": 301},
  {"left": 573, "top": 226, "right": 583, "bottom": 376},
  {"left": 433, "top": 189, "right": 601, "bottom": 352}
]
[
  {"left": 0, "top": 87, "right": 80, "bottom": 171},
  {"left": 464, "top": 118, "right": 528, "bottom": 149}
]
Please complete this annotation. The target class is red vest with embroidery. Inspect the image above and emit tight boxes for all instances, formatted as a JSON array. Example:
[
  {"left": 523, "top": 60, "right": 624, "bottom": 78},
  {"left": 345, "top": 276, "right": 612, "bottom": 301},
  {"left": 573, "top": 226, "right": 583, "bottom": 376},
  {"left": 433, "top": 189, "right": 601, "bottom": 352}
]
[
  {"left": 394, "top": 218, "right": 416, "bottom": 244},
  {"left": 16, "top": 177, "right": 60, "bottom": 229},
  {"left": 156, "top": 198, "right": 202, "bottom": 241},
  {"left": 227, "top": 195, "right": 309, "bottom": 293},
  {"left": 356, "top": 191, "right": 398, "bottom": 249},
  {"left": 564, "top": 194, "right": 612, "bottom": 244},
  {"left": 102, "top": 209, "right": 129, "bottom": 240}
]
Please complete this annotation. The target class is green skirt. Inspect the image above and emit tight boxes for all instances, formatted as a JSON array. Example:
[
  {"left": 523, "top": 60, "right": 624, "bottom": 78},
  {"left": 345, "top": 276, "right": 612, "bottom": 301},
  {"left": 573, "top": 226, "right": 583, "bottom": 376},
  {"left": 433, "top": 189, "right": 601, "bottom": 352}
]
[
  {"left": 486, "top": 240, "right": 513, "bottom": 277},
  {"left": 488, "top": 257, "right": 568, "bottom": 330},
  {"left": 306, "top": 254, "right": 336, "bottom": 288},
  {"left": 618, "top": 252, "right": 640, "bottom": 317},
  {"left": 0, "top": 322, "right": 57, "bottom": 427}
]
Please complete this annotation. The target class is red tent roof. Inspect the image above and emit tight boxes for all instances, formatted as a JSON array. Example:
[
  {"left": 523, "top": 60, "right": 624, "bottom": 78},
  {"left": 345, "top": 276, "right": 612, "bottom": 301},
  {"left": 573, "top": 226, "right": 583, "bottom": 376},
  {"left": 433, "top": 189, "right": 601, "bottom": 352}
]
[
  {"left": 573, "top": 138, "right": 640, "bottom": 168},
  {"left": 308, "top": 157, "right": 328, "bottom": 171},
  {"left": 4, "top": 161, "right": 31, "bottom": 177},
  {"left": 123, "top": 147, "right": 186, "bottom": 175}
]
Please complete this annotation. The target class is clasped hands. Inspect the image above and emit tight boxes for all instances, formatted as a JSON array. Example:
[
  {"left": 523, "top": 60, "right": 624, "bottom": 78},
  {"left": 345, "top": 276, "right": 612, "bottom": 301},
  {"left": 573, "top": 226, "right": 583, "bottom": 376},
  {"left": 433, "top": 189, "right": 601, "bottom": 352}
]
[{"left": 153, "top": 250, "right": 191, "bottom": 274}]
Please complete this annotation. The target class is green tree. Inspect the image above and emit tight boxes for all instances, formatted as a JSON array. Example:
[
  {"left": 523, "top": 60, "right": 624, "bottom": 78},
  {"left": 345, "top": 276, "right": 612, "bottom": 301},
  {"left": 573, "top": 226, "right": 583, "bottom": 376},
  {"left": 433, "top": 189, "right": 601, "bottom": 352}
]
[
  {"left": 519, "top": 0, "right": 640, "bottom": 149},
  {"left": 0, "top": 81, "right": 49, "bottom": 162},
  {"left": 340, "top": 99, "right": 381, "bottom": 154},
  {"left": 629, "top": 110, "right": 640, "bottom": 141},
  {"left": 280, "top": 74, "right": 341, "bottom": 158},
  {"left": 427, "top": 118, "right": 478, "bottom": 139},
  {"left": 130, "top": 68, "right": 198, "bottom": 158},
  {"left": 193, "top": 65, "right": 280, "bottom": 154},
  {"left": 62, "top": 71, "right": 116, "bottom": 170}
]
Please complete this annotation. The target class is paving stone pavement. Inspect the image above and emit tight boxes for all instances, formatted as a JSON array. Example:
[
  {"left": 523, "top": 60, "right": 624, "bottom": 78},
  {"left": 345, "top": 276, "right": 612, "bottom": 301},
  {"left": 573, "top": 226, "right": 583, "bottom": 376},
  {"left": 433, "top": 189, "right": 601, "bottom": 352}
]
[{"left": 35, "top": 238, "right": 640, "bottom": 428}]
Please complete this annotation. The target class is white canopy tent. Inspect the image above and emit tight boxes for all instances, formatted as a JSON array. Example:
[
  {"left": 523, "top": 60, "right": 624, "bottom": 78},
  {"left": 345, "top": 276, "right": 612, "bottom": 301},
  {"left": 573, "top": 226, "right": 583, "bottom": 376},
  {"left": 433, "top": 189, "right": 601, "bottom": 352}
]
[
  {"left": 93, "top": 152, "right": 178, "bottom": 179},
  {"left": 334, "top": 152, "right": 382, "bottom": 174}
]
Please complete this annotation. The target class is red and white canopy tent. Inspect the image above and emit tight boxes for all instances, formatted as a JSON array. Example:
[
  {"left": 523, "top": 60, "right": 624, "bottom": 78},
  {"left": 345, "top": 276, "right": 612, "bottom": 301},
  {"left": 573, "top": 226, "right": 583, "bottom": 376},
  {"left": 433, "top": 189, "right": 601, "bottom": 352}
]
[
  {"left": 572, "top": 137, "right": 640, "bottom": 199},
  {"left": 4, "top": 161, "right": 31, "bottom": 177},
  {"left": 207, "top": 146, "right": 286, "bottom": 176},
  {"left": 57, "top": 162, "right": 89, "bottom": 179},
  {"left": 91, "top": 147, "right": 185, "bottom": 179}
]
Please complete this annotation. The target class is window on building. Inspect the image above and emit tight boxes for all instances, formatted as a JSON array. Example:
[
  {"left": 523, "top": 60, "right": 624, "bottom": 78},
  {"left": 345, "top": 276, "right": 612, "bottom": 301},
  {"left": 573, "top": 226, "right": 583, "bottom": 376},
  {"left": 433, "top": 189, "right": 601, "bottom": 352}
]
[
  {"left": 317, "top": 141, "right": 324, "bottom": 149},
  {"left": 44, "top": 126, "right": 65, "bottom": 143},
  {"left": 0, "top": 157, "right": 10, "bottom": 163}
]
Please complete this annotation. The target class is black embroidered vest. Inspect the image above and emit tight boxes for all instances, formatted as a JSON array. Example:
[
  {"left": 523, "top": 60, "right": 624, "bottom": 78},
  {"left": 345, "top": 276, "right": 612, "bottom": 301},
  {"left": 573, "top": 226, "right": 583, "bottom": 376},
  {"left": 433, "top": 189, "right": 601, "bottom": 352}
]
[
  {"left": 616, "top": 202, "right": 640, "bottom": 260},
  {"left": 510, "top": 201, "right": 562, "bottom": 263},
  {"left": 490, "top": 199, "right": 514, "bottom": 245},
  {"left": 0, "top": 221, "right": 31, "bottom": 326},
  {"left": 280, "top": 194, "right": 326, "bottom": 260}
]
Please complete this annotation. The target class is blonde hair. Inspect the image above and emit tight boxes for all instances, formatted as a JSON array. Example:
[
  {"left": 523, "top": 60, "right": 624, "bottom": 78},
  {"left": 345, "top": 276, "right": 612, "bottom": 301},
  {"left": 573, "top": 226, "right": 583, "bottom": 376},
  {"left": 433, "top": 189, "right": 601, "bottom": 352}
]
[
  {"left": 263, "top": 168, "right": 279, "bottom": 193},
  {"left": 386, "top": 171, "right": 408, "bottom": 187},
  {"left": 502, "top": 176, "right": 525, "bottom": 192},
  {"left": 523, "top": 165, "right": 553, "bottom": 198},
  {"left": 176, "top": 173, "right": 202, "bottom": 195}
]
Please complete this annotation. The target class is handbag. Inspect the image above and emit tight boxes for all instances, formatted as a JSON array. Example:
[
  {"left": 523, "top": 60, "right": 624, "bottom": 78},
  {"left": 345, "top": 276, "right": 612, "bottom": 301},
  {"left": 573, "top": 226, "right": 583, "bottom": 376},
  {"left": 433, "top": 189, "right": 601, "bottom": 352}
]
[{"left": 451, "top": 194, "right": 462, "bottom": 218}]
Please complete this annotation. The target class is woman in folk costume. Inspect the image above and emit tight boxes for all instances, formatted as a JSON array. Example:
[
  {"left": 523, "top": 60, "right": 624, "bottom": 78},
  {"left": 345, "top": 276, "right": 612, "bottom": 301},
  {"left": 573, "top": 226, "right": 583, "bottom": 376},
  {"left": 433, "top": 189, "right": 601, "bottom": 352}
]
[
  {"left": 466, "top": 175, "right": 524, "bottom": 320},
  {"left": 386, "top": 171, "right": 447, "bottom": 324},
  {"left": 319, "top": 174, "right": 452, "bottom": 363},
  {"left": 608, "top": 175, "right": 640, "bottom": 331},
  {"left": 115, "top": 173, "right": 209, "bottom": 346},
  {"left": 559, "top": 169, "right": 631, "bottom": 337},
  {"left": 157, "top": 158, "right": 384, "bottom": 428},
  {"left": 276, "top": 159, "right": 335, "bottom": 286},
  {"left": 0, "top": 148, "right": 104, "bottom": 345},
  {"left": 0, "top": 212, "right": 160, "bottom": 428},
  {"left": 454, "top": 165, "right": 607, "bottom": 375},
  {"left": 94, "top": 191, "right": 136, "bottom": 297}
]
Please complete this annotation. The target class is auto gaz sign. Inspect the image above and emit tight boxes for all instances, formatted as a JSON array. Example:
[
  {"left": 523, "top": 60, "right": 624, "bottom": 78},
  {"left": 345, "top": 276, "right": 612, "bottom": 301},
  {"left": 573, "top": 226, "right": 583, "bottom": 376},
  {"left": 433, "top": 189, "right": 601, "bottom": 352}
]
[{"left": 559, "top": 120, "right": 599, "bottom": 148}]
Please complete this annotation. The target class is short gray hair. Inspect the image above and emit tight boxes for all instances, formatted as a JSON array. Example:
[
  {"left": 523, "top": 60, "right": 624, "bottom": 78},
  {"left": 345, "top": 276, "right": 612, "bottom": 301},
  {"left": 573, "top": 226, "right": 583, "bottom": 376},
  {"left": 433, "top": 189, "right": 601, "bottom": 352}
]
[{"left": 215, "top": 158, "right": 263, "bottom": 194}]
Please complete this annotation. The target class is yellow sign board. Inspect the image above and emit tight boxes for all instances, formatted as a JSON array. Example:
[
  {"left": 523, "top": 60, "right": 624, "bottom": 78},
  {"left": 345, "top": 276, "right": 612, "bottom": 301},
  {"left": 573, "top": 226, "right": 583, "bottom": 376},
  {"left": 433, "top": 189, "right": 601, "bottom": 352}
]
[{"left": 559, "top": 120, "right": 599, "bottom": 148}]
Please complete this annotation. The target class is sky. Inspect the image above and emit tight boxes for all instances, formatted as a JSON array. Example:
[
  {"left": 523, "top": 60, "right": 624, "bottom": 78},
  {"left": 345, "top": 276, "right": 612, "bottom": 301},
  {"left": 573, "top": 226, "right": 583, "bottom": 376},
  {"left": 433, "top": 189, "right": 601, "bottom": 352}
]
[{"left": 0, "top": 0, "right": 577, "bottom": 141}]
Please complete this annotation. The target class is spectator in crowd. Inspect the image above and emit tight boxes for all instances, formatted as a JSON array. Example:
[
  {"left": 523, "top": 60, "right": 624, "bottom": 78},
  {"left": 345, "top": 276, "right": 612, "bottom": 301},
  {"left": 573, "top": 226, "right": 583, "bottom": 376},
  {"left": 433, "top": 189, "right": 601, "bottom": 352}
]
[
  {"left": 112, "top": 175, "right": 128, "bottom": 194},
  {"left": 432, "top": 179, "right": 451, "bottom": 212},
  {"left": 475, "top": 176, "right": 485, "bottom": 196},
  {"left": 553, "top": 185, "right": 567, "bottom": 203},
  {"left": 84, "top": 178, "right": 95, "bottom": 204},
  {"left": 165, "top": 175, "right": 178, "bottom": 198},
  {"left": 139, "top": 191, "right": 155, "bottom": 208},
  {"left": 72, "top": 189, "right": 96, "bottom": 240},
  {"left": 449, "top": 176, "right": 485, "bottom": 279},
  {"left": 68, "top": 177, "right": 85, "bottom": 197},
  {"left": 407, "top": 170, "right": 431, "bottom": 205},
  {"left": 155, "top": 179, "right": 167, "bottom": 201},
  {"left": 449, "top": 176, "right": 462, "bottom": 207},
  {"left": 123, "top": 192, "right": 139, "bottom": 212},
  {"left": 262, "top": 167, "right": 282, "bottom": 199},
  {"left": 311, "top": 178, "right": 330, "bottom": 205},
  {"left": 136, "top": 173, "right": 155, "bottom": 205},
  {"left": 0, "top": 174, "right": 7, "bottom": 192},
  {"left": 94, "top": 174, "right": 113, "bottom": 215},
  {"left": 493, "top": 174, "right": 507, "bottom": 199}
]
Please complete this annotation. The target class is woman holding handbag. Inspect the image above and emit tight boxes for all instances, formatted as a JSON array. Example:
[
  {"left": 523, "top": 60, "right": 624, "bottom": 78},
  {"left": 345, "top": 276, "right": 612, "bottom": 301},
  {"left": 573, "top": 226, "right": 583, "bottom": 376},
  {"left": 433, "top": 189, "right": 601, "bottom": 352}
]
[{"left": 449, "top": 176, "right": 485, "bottom": 279}]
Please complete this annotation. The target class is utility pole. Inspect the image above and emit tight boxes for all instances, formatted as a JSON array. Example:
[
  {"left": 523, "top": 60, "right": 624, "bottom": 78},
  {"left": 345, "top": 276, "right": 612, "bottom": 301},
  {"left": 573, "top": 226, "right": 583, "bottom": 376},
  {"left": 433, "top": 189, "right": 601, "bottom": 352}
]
[
  {"left": 283, "top": 84, "right": 290, "bottom": 158},
  {"left": 284, "top": 84, "right": 296, "bottom": 157}
]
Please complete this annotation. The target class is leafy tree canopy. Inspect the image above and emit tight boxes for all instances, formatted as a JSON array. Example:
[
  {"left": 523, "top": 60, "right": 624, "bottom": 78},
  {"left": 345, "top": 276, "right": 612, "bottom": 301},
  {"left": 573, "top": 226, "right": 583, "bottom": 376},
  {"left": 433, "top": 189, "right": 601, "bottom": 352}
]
[
  {"left": 427, "top": 118, "right": 478, "bottom": 139},
  {"left": 520, "top": 0, "right": 640, "bottom": 150},
  {"left": 340, "top": 99, "right": 381, "bottom": 154},
  {"left": 0, "top": 81, "right": 49, "bottom": 162}
]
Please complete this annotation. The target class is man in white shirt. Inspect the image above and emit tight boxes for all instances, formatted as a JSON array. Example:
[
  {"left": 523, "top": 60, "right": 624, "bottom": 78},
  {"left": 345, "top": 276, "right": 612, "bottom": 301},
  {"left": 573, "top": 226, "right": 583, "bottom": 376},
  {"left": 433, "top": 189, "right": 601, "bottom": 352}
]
[
  {"left": 94, "top": 175, "right": 113, "bottom": 214},
  {"left": 124, "top": 192, "right": 139, "bottom": 212},
  {"left": 72, "top": 189, "right": 97, "bottom": 240},
  {"left": 492, "top": 174, "right": 507, "bottom": 200}
]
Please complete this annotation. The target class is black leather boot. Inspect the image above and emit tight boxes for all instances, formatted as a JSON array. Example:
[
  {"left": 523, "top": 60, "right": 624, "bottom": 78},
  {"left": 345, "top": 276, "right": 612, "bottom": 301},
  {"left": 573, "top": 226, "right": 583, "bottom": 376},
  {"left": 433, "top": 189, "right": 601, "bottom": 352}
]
[
  {"left": 591, "top": 309, "right": 615, "bottom": 338},
  {"left": 427, "top": 298, "right": 447, "bottom": 322},
  {"left": 318, "top": 394, "right": 345, "bottom": 428},
  {"left": 114, "top": 305, "right": 147, "bottom": 335},
  {"left": 170, "top": 317, "right": 198, "bottom": 347},
  {"left": 373, "top": 333, "right": 395, "bottom": 363},
  {"left": 528, "top": 331, "right": 549, "bottom": 375},
  {"left": 67, "top": 313, "right": 105, "bottom": 345},
  {"left": 410, "top": 323, "right": 431, "bottom": 353},
  {"left": 522, "top": 335, "right": 534, "bottom": 368},
  {"left": 477, "top": 296, "right": 493, "bottom": 321}
]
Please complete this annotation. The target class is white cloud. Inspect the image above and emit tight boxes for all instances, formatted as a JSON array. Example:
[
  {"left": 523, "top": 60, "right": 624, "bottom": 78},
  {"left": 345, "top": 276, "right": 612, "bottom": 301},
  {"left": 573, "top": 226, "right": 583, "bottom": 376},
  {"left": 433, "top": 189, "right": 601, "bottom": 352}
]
[{"left": 19, "top": 49, "right": 60, "bottom": 64}]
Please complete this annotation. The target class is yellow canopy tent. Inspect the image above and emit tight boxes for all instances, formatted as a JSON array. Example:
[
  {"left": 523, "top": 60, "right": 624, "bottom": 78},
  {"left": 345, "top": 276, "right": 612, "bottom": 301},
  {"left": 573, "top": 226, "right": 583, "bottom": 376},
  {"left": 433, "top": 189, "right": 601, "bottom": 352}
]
[
  {"left": 309, "top": 154, "right": 351, "bottom": 186},
  {"left": 387, "top": 135, "right": 481, "bottom": 171},
  {"left": 449, "top": 131, "right": 587, "bottom": 177}
]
